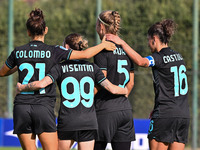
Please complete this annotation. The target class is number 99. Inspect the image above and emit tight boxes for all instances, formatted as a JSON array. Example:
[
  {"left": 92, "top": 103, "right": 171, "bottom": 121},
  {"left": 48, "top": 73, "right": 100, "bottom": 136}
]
[{"left": 61, "top": 76, "right": 94, "bottom": 108}]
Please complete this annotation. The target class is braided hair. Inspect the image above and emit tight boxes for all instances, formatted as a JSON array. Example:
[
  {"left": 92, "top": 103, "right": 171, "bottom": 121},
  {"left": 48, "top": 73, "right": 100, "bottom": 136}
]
[{"left": 98, "top": 10, "right": 121, "bottom": 35}]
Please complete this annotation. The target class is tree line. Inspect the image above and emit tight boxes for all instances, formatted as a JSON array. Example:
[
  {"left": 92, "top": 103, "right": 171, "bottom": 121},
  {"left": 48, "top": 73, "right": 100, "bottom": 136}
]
[{"left": 0, "top": 0, "right": 199, "bottom": 145}]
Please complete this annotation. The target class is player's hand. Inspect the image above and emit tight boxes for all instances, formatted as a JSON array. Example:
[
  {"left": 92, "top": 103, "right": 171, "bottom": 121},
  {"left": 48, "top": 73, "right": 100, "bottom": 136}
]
[
  {"left": 106, "top": 34, "right": 125, "bottom": 45},
  {"left": 16, "top": 82, "right": 22, "bottom": 94},
  {"left": 125, "top": 86, "right": 128, "bottom": 97},
  {"left": 102, "top": 36, "right": 116, "bottom": 51}
]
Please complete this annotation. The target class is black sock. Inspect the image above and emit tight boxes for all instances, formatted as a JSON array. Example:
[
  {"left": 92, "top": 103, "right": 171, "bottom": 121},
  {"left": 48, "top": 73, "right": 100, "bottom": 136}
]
[
  {"left": 94, "top": 141, "right": 107, "bottom": 150},
  {"left": 111, "top": 141, "right": 131, "bottom": 150}
]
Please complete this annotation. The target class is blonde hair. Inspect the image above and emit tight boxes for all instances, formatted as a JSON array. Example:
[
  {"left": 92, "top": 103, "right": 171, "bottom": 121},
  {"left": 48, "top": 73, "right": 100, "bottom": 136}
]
[{"left": 98, "top": 10, "right": 121, "bottom": 35}]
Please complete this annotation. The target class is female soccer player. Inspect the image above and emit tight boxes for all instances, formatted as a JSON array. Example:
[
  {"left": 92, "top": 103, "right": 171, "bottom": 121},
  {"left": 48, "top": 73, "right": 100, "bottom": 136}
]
[
  {"left": 94, "top": 10, "right": 135, "bottom": 150},
  {"left": 16, "top": 33, "right": 128, "bottom": 150},
  {"left": 0, "top": 9, "right": 115, "bottom": 150},
  {"left": 106, "top": 19, "right": 190, "bottom": 150}
]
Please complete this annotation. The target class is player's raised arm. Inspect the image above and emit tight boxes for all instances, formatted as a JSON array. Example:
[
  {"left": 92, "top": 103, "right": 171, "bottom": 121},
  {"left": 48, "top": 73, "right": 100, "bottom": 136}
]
[
  {"left": 16, "top": 76, "right": 53, "bottom": 93},
  {"left": 106, "top": 34, "right": 149, "bottom": 67},
  {"left": 69, "top": 36, "right": 116, "bottom": 60},
  {"left": 99, "top": 79, "right": 128, "bottom": 95}
]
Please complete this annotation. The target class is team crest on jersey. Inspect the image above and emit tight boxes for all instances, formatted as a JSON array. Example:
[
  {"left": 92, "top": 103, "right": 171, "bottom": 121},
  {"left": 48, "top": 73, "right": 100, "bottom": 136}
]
[{"left": 30, "top": 44, "right": 37, "bottom": 47}]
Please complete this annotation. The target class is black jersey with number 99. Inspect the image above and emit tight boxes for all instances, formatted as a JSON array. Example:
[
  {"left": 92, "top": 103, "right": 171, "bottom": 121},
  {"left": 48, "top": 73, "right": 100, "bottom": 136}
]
[{"left": 47, "top": 60, "right": 106, "bottom": 131}]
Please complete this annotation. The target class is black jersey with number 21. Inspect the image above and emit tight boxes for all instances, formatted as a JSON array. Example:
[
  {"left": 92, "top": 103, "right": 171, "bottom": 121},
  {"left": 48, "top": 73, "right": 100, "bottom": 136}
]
[{"left": 6, "top": 41, "right": 72, "bottom": 106}]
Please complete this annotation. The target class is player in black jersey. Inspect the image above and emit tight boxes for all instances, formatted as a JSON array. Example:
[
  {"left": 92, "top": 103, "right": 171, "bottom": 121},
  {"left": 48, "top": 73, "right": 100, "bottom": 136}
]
[
  {"left": 106, "top": 19, "right": 190, "bottom": 150},
  {"left": 16, "top": 33, "right": 128, "bottom": 150},
  {"left": 0, "top": 9, "right": 115, "bottom": 150},
  {"left": 94, "top": 10, "right": 135, "bottom": 150}
]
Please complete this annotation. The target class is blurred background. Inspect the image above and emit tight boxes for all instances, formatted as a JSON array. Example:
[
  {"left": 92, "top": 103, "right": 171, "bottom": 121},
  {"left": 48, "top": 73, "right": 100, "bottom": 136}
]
[{"left": 0, "top": 0, "right": 199, "bottom": 149}]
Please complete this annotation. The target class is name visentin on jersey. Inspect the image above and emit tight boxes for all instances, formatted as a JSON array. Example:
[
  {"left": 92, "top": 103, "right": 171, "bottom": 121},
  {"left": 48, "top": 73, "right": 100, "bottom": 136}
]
[
  {"left": 163, "top": 53, "right": 183, "bottom": 63},
  {"left": 62, "top": 64, "right": 94, "bottom": 73},
  {"left": 16, "top": 50, "right": 51, "bottom": 59}
]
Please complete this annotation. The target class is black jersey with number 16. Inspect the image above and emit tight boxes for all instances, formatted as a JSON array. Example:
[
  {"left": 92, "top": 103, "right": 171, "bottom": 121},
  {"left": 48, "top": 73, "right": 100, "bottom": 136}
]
[{"left": 147, "top": 47, "right": 190, "bottom": 118}]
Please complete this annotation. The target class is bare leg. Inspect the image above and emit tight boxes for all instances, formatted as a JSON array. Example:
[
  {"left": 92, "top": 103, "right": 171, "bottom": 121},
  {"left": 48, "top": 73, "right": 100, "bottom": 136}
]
[
  {"left": 38, "top": 132, "right": 58, "bottom": 150},
  {"left": 168, "top": 142, "right": 185, "bottom": 150},
  {"left": 78, "top": 140, "right": 95, "bottom": 150},
  {"left": 58, "top": 139, "right": 74, "bottom": 150},
  {"left": 17, "top": 133, "right": 37, "bottom": 150},
  {"left": 149, "top": 139, "right": 169, "bottom": 150}
]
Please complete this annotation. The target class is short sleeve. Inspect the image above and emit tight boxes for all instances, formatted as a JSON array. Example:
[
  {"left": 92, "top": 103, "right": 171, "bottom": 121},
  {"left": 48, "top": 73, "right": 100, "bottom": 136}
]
[
  {"left": 94, "top": 51, "right": 107, "bottom": 70},
  {"left": 46, "top": 64, "right": 61, "bottom": 83},
  {"left": 146, "top": 52, "right": 162, "bottom": 68},
  {"left": 130, "top": 59, "right": 134, "bottom": 71},
  {"left": 5, "top": 49, "right": 16, "bottom": 69},
  {"left": 94, "top": 63, "right": 106, "bottom": 85},
  {"left": 53, "top": 46, "right": 73, "bottom": 63}
]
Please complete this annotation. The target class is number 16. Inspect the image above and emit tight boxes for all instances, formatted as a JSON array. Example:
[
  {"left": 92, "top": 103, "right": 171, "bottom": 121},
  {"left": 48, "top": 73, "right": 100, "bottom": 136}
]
[{"left": 170, "top": 65, "right": 188, "bottom": 97}]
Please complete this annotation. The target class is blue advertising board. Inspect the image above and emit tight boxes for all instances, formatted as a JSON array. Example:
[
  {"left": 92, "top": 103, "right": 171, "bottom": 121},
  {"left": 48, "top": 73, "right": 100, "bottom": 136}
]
[{"left": 0, "top": 118, "right": 150, "bottom": 149}]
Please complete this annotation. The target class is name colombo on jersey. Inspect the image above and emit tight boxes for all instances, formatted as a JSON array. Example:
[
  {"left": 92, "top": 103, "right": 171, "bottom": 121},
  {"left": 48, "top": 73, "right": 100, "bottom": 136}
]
[{"left": 16, "top": 50, "right": 51, "bottom": 59}]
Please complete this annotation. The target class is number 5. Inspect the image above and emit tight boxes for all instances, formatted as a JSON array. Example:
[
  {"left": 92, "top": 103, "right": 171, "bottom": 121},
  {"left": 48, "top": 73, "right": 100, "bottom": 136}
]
[{"left": 117, "top": 60, "right": 129, "bottom": 88}]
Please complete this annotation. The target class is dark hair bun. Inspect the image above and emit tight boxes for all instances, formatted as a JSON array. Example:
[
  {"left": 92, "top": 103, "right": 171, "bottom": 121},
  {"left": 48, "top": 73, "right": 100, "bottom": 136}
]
[
  {"left": 148, "top": 19, "right": 177, "bottom": 44},
  {"left": 64, "top": 33, "right": 88, "bottom": 50},
  {"left": 29, "top": 8, "right": 44, "bottom": 21},
  {"left": 161, "top": 19, "right": 177, "bottom": 39},
  {"left": 26, "top": 8, "right": 46, "bottom": 36},
  {"left": 79, "top": 39, "right": 88, "bottom": 49}
]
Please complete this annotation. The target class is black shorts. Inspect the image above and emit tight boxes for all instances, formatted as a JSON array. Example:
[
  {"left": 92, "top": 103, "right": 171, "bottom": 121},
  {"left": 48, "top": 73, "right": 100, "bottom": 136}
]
[
  {"left": 148, "top": 118, "right": 190, "bottom": 144},
  {"left": 96, "top": 110, "right": 135, "bottom": 142},
  {"left": 58, "top": 130, "right": 97, "bottom": 142},
  {"left": 13, "top": 104, "right": 56, "bottom": 134}
]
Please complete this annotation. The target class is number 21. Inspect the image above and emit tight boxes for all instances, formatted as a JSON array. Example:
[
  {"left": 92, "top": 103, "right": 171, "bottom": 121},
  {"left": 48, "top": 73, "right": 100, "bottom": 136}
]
[{"left": 19, "top": 63, "right": 45, "bottom": 94}]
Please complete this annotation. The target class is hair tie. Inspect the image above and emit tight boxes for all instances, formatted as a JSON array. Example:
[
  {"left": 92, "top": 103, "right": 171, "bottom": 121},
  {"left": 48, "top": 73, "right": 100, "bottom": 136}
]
[
  {"left": 78, "top": 41, "right": 83, "bottom": 50},
  {"left": 98, "top": 16, "right": 110, "bottom": 26},
  {"left": 111, "top": 11, "right": 115, "bottom": 16}
]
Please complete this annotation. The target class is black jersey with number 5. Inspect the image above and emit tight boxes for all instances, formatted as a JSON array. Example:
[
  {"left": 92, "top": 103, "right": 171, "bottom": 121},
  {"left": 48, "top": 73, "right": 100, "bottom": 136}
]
[
  {"left": 6, "top": 41, "right": 72, "bottom": 107},
  {"left": 47, "top": 60, "right": 106, "bottom": 131},
  {"left": 148, "top": 47, "right": 190, "bottom": 118},
  {"left": 94, "top": 45, "right": 134, "bottom": 114}
]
